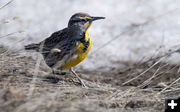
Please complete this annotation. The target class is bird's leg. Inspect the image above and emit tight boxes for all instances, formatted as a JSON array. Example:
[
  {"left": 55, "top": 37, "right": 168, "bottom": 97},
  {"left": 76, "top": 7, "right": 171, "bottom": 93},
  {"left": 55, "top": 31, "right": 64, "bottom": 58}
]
[
  {"left": 51, "top": 68, "right": 59, "bottom": 83},
  {"left": 52, "top": 68, "right": 56, "bottom": 76},
  {"left": 70, "top": 68, "right": 87, "bottom": 88}
]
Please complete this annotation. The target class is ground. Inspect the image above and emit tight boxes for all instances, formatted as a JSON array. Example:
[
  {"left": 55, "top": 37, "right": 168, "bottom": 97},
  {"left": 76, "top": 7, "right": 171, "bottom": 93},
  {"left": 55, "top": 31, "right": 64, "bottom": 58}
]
[{"left": 0, "top": 45, "right": 180, "bottom": 112}]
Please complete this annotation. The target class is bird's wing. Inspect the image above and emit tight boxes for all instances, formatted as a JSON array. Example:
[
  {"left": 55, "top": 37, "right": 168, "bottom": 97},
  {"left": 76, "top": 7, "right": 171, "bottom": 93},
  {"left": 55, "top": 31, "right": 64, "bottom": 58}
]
[
  {"left": 44, "top": 38, "right": 78, "bottom": 68},
  {"left": 40, "top": 28, "right": 79, "bottom": 68},
  {"left": 41, "top": 28, "right": 70, "bottom": 50},
  {"left": 25, "top": 27, "right": 79, "bottom": 68}
]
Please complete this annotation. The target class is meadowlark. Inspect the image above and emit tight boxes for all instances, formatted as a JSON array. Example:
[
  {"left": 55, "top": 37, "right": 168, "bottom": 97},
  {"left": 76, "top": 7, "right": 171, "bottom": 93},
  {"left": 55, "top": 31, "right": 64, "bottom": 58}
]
[{"left": 25, "top": 13, "right": 105, "bottom": 87}]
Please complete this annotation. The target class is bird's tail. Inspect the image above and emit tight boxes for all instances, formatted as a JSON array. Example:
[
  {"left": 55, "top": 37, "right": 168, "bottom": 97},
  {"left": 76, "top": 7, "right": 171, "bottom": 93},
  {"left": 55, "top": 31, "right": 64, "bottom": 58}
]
[{"left": 24, "top": 43, "right": 40, "bottom": 51}]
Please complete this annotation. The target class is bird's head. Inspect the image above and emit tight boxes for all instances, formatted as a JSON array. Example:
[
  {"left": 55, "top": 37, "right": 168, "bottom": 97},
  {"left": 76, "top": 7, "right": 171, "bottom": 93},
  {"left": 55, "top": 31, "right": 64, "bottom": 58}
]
[{"left": 68, "top": 13, "right": 105, "bottom": 31}]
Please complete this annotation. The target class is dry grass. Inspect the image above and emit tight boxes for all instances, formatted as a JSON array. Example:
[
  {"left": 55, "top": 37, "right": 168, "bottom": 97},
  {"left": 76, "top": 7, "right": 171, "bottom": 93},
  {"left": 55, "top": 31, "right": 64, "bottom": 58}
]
[
  {"left": 0, "top": 0, "right": 14, "bottom": 10},
  {"left": 0, "top": 45, "right": 180, "bottom": 112}
]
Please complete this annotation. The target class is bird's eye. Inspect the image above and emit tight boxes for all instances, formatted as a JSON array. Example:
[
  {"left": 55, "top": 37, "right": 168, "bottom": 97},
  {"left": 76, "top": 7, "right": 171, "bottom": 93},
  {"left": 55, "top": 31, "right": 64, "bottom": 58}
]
[
  {"left": 71, "top": 17, "right": 91, "bottom": 23},
  {"left": 83, "top": 17, "right": 91, "bottom": 21}
]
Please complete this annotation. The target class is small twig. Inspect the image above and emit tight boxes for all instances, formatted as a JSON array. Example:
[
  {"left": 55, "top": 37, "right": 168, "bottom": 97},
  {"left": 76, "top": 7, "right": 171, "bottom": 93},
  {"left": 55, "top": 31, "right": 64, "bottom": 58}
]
[
  {"left": 28, "top": 41, "right": 44, "bottom": 96},
  {"left": 0, "top": 31, "right": 24, "bottom": 39},
  {"left": 122, "top": 57, "right": 165, "bottom": 85},
  {"left": 158, "top": 76, "right": 180, "bottom": 94},
  {"left": 177, "top": 67, "right": 180, "bottom": 73},
  {"left": 0, "top": 0, "right": 14, "bottom": 10},
  {"left": 162, "top": 88, "right": 180, "bottom": 93},
  {"left": 138, "top": 63, "right": 169, "bottom": 88}
]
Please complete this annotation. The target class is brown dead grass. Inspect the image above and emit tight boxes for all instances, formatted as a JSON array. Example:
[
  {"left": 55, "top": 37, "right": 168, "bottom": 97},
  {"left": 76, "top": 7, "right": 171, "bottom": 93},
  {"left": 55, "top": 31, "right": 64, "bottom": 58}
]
[{"left": 0, "top": 46, "right": 180, "bottom": 112}]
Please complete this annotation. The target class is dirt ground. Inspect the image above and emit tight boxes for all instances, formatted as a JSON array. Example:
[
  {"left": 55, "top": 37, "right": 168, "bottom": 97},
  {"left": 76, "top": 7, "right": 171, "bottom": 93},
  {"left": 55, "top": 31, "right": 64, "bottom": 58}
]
[{"left": 0, "top": 45, "right": 180, "bottom": 112}]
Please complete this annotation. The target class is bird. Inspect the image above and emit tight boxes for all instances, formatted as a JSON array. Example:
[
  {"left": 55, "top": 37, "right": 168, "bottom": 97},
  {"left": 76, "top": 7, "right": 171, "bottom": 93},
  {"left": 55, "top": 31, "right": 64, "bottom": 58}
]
[{"left": 25, "top": 12, "right": 105, "bottom": 88}]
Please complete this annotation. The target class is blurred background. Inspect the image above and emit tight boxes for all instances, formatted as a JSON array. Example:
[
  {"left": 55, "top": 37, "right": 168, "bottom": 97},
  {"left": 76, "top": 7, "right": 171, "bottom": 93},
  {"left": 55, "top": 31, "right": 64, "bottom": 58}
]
[{"left": 0, "top": 0, "right": 180, "bottom": 71}]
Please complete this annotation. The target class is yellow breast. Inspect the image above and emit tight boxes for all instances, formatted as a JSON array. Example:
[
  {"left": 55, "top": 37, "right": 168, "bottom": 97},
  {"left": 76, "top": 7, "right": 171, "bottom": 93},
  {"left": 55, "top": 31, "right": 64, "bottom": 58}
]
[{"left": 61, "top": 32, "right": 91, "bottom": 69}]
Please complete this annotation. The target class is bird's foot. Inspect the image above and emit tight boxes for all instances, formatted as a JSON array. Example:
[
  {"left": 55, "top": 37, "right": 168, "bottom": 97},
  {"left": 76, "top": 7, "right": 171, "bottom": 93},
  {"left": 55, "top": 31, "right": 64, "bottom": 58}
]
[
  {"left": 52, "top": 70, "right": 67, "bottom": 75},
  {"left": 70, "top": 68, "right": 88, "bottom": 88}
]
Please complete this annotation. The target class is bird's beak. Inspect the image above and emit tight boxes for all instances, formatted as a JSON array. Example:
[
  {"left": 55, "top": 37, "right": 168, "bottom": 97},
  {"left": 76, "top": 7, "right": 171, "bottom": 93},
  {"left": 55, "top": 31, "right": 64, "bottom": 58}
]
[{"left": 89, "top": 16, "right": 105, "bottom": 22}]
